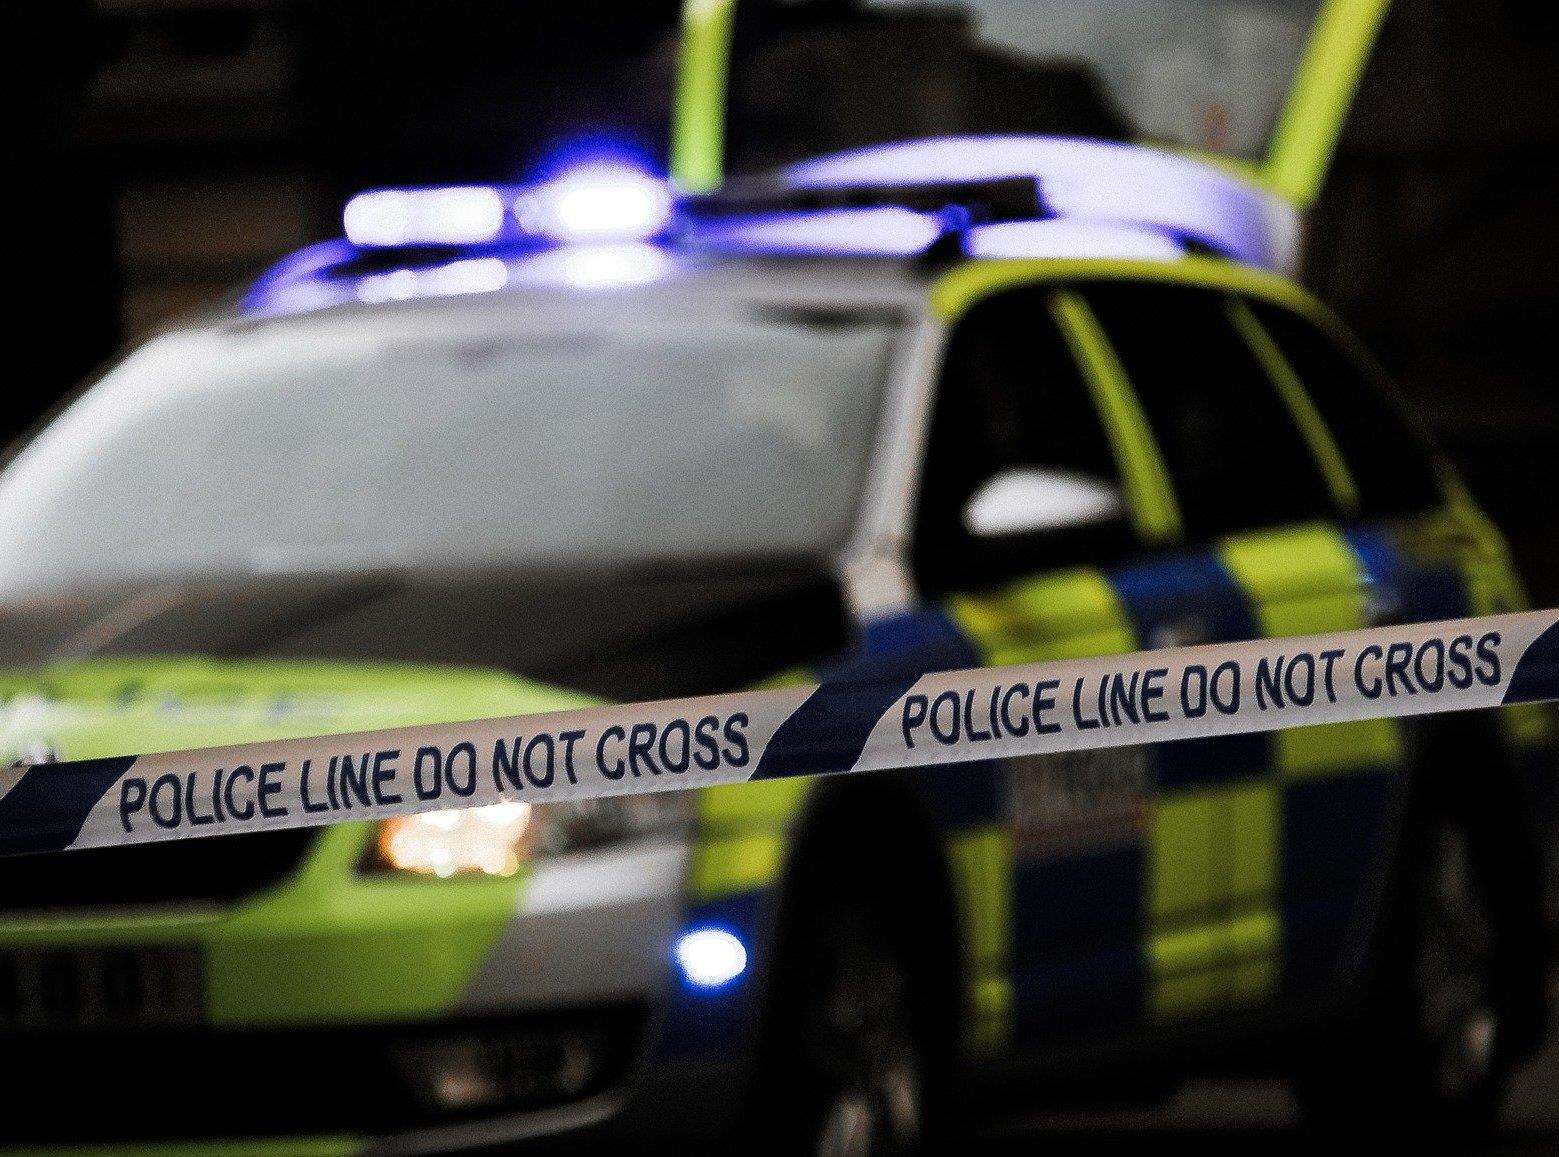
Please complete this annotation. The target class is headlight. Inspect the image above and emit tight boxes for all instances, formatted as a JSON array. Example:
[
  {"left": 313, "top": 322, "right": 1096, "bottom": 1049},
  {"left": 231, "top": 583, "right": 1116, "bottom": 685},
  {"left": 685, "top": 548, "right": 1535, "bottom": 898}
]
[{"left": 367, "top": 794, "right": 689, "bottom": 878}]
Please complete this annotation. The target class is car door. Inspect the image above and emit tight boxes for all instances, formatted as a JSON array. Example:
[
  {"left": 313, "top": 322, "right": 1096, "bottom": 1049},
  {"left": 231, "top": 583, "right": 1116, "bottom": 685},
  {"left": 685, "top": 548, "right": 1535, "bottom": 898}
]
[
  {"left": 1075, "top": 279, "right": 1378, "bottom": 1019},
  {"left": 908, "top": 279, "right": 1181, "bottom": 1049}
]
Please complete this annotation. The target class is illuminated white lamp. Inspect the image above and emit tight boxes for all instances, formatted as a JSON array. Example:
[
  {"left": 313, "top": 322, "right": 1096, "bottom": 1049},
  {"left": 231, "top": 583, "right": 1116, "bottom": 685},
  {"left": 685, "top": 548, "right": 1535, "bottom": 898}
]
[{"left": 674, "top": 926, "right": 749, "bottom": 989}]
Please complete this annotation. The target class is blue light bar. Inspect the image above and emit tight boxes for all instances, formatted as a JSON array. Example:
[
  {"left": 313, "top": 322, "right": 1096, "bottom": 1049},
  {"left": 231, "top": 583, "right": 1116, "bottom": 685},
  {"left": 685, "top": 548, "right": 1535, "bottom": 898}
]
[
  {"left": 341, "top": 162, "right": 674, "bottom": 250},
  {"left": 253, "top": 135, "right": 1263, "bottom": 320},
  {"left": 517, "top": 162, "right": 674, "bottom": 244},
  {"left": 782, "top": 136, "right": 1297, "bottom": 272}
]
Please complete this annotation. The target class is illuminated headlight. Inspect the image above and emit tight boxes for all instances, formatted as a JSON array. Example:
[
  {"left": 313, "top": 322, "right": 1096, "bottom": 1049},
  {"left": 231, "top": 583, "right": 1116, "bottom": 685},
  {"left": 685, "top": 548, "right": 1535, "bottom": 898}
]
[{"left": 368, "top": 794, "right": 689, "bottom": 878}]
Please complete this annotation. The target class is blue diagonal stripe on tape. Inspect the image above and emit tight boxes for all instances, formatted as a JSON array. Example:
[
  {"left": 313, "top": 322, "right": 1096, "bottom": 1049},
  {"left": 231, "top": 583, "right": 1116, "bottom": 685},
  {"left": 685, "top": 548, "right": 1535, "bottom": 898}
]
[
  {"left": 750, "top": 671, "right": 920, "bottom": 780},
  {"left": 0, "top": 756, "right": 138, "bottom": 856},
  {"left": 1504, "top": 619, "right": 1559, "bottom": 705},
  {"left": 751, "top": 607, "right": 975, "bottom": 782}
]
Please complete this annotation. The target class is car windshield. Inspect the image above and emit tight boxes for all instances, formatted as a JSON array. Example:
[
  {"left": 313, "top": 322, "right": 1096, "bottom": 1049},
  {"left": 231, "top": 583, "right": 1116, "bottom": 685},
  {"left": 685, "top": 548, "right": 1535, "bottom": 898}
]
[
  {"left": 0, "top": 292, "right": 898, "bottom": 604},
  {"left": 723, "top": 0, "right": 1321, "bottom": 170}
]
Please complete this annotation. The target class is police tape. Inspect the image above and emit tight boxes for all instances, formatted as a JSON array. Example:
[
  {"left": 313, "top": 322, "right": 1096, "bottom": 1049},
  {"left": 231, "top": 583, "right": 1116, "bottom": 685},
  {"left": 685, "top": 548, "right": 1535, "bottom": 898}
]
[{"left": 1, "top": 609, "right": 1556, "bottom": 857}]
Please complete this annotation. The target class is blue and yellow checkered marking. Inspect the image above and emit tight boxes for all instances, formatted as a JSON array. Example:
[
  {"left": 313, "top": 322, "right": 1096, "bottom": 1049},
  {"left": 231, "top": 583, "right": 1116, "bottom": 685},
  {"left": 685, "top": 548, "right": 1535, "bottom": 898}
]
[{"left": 649, "top": 514, "right": 1548, "bottom": 1062}]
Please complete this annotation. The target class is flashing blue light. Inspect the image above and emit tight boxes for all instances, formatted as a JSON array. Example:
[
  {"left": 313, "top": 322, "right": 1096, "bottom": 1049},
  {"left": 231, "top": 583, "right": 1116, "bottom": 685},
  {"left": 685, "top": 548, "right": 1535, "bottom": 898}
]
[
  {"left": 519, "top": 162, "right": 674, "bottom": 244},
  {"left": 674, "top": 926, "right": 749, "bottom": 989},
  {"left": 340, "top": 157, "right": 672, "bottom": 250},
  {"left": 343, "top": 185, "right": 509, "bottom": 248}
]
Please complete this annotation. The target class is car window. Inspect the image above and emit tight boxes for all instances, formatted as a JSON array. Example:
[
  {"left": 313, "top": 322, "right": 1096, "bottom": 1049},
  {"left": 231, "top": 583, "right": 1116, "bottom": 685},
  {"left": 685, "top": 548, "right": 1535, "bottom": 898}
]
[
  {"left": 0, "top": 299, "right": 897, "bottom": 603},
  {"left": 1081, "top": 282, "right": 1336, "bottom": 539},
  {"left": 1249, "top": 301, "right": 1444, "bottom": 518},
  {"left": 914, "top": 287, "right": 1135, "bottom": 595}
]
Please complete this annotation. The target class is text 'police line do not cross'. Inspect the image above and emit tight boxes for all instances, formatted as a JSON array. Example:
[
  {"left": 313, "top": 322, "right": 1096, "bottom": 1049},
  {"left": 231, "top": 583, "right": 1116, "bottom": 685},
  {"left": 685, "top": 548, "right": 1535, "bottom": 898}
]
[{"left": 1, "top": 610, "right": 1556, "bottom": 858}]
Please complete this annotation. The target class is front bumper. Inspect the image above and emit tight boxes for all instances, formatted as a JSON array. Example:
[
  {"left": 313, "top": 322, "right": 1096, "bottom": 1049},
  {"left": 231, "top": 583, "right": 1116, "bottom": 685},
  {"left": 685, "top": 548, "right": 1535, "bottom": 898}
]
[{"left": 0, "top": 829, "right": 694, "bottom": 1150}]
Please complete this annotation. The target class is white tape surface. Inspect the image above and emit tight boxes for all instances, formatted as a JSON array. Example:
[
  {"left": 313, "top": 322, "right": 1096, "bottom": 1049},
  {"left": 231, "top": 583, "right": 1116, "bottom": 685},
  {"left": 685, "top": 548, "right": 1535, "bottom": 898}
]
[{"left": 2, "top": 610, "right": 1556, "bottom": 856}]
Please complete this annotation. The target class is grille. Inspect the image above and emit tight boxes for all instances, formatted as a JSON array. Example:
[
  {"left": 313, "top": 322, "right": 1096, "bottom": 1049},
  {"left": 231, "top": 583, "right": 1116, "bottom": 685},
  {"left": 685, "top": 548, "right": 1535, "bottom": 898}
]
[{"left": 0, "top": 827, "right": 320, "bottom": 914}]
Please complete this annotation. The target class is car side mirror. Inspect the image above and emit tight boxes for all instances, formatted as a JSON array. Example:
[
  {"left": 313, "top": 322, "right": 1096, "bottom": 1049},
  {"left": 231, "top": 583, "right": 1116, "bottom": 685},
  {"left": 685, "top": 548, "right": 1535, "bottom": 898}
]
[{"left": 962, "top": 467, "right": 1127, "bottom": 538}]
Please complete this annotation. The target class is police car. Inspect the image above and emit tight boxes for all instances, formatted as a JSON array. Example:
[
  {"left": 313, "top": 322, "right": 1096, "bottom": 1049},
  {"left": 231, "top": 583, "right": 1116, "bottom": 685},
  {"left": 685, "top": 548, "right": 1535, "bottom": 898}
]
[{"left": 0, "top": 130, "right": 1552, "bottom": 1152}]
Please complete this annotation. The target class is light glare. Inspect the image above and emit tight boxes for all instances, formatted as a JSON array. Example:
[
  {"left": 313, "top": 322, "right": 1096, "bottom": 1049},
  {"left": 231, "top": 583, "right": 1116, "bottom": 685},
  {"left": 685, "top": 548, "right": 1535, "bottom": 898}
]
[
  {"left": 674, "top": 927, "right": 749, "bottom": 989},
  {"left": 377, "top": 803, "right": 533, "bottom": 877},
  {"left": 520, "top": 163, "right": 673, "bottom": 243},
  {"left": 344, "top": 186, "right": 507, "bottom": 247}
]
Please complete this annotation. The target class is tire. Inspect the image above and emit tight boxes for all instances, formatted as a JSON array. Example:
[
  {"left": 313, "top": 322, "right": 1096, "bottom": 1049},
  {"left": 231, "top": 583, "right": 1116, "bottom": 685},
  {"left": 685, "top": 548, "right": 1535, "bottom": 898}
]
[
  {"left": 754, "top": 880, "right": 939, "bottom": 1155},
  {"left": 1298, "top": 782, "right": 1537, "bottom": 1139}
]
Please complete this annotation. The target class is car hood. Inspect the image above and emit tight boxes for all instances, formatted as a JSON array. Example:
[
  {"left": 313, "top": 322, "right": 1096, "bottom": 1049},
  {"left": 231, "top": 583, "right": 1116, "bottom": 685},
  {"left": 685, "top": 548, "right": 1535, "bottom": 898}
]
[{"left": 0, "top": 655, "right": 595, "bottom": 764}]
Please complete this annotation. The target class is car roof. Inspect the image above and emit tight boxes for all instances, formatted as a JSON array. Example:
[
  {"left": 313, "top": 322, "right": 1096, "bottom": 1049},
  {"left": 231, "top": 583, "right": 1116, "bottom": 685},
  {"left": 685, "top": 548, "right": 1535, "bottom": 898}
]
[{"left": 221, "top": 249, "right": 932, "bottom": 339}]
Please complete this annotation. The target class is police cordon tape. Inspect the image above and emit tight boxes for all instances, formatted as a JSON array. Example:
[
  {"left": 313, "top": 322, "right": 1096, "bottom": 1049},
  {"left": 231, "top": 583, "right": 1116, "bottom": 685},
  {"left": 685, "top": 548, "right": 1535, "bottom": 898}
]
[{"left": 2, "top": 610, "right": 1557, "bottom": 858}]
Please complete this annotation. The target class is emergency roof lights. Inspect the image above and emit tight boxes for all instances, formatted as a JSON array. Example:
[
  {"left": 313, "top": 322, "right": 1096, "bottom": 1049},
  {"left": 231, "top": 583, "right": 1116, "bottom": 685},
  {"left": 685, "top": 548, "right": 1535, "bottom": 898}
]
[
  {"left": 779, "top": 135, "right": 1298, "bottom": 272},
  {"left": 343, "top": 186, "right": 508, "bottom": 248},
  {"left": 341, "top": 161, "right": 675, "bottom": 250},
  {"left": 517, "top": 162, "right": 674, "bottom": 244},
  {"left": 249, "top": 134, "right": 1292, "bottom": 320}
]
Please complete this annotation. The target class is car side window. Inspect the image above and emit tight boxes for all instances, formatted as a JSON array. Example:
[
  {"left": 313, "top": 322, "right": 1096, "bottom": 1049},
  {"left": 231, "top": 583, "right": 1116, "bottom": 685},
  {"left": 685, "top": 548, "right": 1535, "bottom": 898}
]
[
  {"left": 1248, "top": 301, "right": 1444, "bottom": 518},
  {"left": 913, "top": 287, "right": 1135, "bottom": 597},
  {"left": 1081, "top": 282, "right": 1337, "bottom": 539}
]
